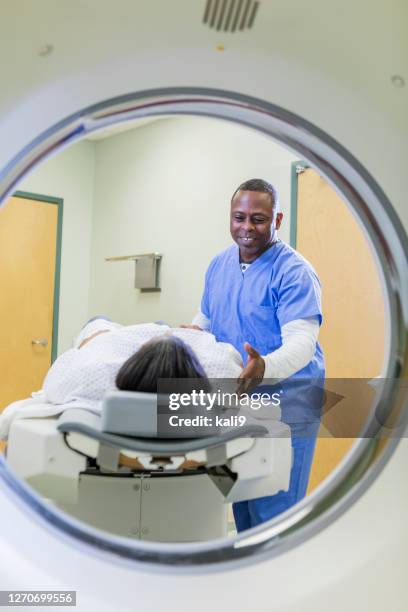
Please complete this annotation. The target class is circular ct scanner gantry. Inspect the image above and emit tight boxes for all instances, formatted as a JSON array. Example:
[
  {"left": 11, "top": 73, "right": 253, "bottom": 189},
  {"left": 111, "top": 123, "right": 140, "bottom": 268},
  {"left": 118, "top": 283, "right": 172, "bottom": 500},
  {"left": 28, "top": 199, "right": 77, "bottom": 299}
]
[{"left": 0, "top": 1, "right": 407, "bottom": 611}]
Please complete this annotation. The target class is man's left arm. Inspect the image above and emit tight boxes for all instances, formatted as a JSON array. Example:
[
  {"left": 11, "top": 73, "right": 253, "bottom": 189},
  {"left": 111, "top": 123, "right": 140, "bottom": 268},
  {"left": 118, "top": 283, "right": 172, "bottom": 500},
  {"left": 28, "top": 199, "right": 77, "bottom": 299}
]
[
  {"left": 263, "top": 317, "right": 319, "bottom": 379},
  {"left": 238, "top": 262, "right": 323, "bottom": 392},
  {"left": 237, "top": 317, "right": 319, "bottom": 392}
]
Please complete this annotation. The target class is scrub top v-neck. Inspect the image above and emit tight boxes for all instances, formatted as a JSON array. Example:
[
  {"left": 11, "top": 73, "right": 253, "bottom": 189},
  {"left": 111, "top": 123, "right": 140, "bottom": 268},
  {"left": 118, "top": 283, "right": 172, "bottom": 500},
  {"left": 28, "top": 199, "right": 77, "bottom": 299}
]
[{"left": 201, "top": 241, "right": 324, "bottom": 379}]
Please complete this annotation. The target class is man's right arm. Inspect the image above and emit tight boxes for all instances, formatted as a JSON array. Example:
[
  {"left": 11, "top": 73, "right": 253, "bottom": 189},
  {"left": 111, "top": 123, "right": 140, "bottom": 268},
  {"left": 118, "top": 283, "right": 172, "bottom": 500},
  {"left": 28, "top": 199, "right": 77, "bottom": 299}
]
[
  {"left": 182, "top": 258, "right": 215, "bottom": 330},
  {"left": 191, "top": 310, "right": 211, "bottom": 330}
]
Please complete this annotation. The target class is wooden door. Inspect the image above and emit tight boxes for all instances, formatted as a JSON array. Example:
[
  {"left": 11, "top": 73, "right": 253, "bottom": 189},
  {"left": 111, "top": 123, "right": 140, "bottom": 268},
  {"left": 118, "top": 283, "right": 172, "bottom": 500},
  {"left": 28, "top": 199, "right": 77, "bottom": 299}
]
[
  {"left": 0, "top": 193, "right": 61, "bottom": 418},
  {"left": 292, "top": 166, "right": 386, "bottom": 491}
]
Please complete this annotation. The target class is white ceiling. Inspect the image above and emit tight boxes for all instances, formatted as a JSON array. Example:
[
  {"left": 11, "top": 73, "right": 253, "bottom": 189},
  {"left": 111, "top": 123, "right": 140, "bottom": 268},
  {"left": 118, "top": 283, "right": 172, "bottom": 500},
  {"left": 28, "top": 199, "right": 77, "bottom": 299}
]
[{"left": 0, "top": 0, "right": 406, "bottom": 133}]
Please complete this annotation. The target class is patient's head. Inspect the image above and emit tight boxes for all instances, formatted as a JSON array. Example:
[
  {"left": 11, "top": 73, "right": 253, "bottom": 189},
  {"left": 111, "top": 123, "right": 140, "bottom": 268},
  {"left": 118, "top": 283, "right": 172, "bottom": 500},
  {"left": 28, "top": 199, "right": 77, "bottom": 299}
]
[{"left": 115, "top": 336, "right": 209, "bottom": 393}]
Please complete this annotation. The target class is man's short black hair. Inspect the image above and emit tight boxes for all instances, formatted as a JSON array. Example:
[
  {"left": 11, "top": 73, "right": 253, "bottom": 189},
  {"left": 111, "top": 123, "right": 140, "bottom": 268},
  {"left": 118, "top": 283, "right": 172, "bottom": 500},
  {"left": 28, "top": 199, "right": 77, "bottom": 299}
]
[{"left": 231, "top": 179, "right": 279, "bottom": 211}]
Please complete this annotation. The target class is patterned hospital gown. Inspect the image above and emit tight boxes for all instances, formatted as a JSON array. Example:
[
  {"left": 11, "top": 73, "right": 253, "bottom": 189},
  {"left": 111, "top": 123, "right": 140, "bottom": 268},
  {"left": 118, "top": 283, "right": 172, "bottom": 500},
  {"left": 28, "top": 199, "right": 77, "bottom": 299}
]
[{"left": 43, "top": 321, "right": 243, "bottom": 405}]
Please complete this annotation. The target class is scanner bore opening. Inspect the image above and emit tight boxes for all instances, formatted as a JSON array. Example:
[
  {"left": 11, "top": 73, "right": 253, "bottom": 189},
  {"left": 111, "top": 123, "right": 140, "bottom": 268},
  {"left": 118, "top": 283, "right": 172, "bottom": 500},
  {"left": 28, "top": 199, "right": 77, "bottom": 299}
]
[{"left": 0, "top": 88, "right": 406, "bottom": 572}]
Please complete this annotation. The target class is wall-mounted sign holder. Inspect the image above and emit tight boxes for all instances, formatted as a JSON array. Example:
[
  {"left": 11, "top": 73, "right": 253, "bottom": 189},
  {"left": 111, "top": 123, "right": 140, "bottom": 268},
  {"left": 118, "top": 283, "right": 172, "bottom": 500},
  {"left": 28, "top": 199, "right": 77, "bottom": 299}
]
[{"left": 105, "top": 252, "right": 162, "bottom": 292}]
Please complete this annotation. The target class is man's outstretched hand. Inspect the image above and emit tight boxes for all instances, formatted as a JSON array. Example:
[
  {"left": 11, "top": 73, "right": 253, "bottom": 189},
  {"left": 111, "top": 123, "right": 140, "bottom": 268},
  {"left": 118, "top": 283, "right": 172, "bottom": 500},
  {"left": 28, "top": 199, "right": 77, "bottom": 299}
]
[{"left": 237, "top": 342, "right": 265, "bottom": 394}]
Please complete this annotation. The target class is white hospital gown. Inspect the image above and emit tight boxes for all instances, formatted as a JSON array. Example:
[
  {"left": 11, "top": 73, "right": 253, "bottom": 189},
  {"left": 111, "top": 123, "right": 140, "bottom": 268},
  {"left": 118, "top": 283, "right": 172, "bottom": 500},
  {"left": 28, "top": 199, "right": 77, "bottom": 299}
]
[{"left": 43, "top": 322, "right": 243, "bottom": 406}]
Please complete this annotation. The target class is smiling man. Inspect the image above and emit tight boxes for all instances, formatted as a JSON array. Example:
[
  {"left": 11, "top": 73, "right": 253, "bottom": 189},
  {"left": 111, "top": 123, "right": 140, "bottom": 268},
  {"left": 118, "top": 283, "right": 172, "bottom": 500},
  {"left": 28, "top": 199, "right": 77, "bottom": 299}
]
[{"left": 186, "top": 178, "right": 325, "bottom": 531}]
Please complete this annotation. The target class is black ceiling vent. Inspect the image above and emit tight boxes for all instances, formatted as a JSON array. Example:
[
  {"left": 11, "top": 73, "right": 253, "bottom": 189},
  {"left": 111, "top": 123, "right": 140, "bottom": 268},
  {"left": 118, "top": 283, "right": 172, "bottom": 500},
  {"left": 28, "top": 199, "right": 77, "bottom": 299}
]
[{"left": 203, "top": 0, "right": 260, "bottom": 32}]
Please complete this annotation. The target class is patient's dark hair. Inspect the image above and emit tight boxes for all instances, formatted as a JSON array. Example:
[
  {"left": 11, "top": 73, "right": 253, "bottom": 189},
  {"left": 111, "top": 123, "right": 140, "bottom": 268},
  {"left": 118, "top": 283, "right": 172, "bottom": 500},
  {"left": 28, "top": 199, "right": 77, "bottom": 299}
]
[{"left": 115, "top": 336, "right": 209, "bottom": 393}]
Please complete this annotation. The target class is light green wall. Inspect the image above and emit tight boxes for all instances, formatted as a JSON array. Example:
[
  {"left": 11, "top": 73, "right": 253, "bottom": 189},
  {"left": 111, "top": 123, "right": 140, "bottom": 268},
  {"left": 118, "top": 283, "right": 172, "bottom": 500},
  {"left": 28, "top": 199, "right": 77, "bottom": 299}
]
[
  {"left": 88, "top": 116, "right": 297, "bottom": 326},
  {"left": 15, "top": 117, "right": 297, "bottom": 352}
]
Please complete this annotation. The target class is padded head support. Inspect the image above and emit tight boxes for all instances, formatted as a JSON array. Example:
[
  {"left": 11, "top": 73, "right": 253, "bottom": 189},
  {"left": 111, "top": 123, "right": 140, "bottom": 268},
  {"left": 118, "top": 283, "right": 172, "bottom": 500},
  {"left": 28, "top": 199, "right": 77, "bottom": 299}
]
[
  {"left": 101, "top": 390, "right": 158, "bottom": 436},
  {"left": 56, "top": 390, "right": 268, "bottom": 454}
]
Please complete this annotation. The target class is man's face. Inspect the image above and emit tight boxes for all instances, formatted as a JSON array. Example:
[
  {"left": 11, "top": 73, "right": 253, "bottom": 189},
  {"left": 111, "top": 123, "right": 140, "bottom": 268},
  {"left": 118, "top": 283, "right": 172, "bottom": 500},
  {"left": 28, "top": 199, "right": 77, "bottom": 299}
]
[{"left": 230, "top": 190, "right": 283, "bottom": 262}]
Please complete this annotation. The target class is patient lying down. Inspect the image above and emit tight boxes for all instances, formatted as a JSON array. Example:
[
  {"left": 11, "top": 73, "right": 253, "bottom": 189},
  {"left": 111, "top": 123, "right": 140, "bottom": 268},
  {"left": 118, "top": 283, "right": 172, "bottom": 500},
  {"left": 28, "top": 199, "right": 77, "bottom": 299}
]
[
  {"left": 0, "top": 319, "right": 242, "bottom": 442},
  {"left": 43, "top": 319, "right": 243, "bottom": 407}
]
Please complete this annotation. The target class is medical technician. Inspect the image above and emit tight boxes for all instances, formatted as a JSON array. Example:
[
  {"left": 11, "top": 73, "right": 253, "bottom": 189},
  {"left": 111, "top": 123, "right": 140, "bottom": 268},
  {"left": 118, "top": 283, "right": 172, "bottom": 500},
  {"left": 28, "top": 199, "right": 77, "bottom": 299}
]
[{"left": 185, "top": 178, "right": 325, "bottom": 530}]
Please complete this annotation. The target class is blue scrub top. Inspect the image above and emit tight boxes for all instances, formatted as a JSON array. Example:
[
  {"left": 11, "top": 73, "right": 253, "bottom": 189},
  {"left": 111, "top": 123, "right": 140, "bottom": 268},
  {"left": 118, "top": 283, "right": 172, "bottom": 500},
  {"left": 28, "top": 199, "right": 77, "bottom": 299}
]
[{"left": 201, "top": 241, "right": 325, "bottom": 380}]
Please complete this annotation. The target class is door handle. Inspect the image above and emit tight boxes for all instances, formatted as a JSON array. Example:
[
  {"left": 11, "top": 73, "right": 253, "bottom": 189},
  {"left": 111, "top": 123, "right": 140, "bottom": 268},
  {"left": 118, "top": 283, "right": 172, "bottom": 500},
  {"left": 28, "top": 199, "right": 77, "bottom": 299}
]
[{"left": 31, "top": 339, "right": 48, "bottom": 347}]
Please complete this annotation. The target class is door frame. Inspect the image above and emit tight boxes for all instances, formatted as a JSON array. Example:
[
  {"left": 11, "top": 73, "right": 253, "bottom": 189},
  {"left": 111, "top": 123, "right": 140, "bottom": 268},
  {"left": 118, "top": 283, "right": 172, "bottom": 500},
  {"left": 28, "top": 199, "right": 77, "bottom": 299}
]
[
  {"left": 13, "top": 190, "right": 63, "bottom": 362},
  {"left": 290, "top": 159, "right": 310, "bottom": 248}
]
